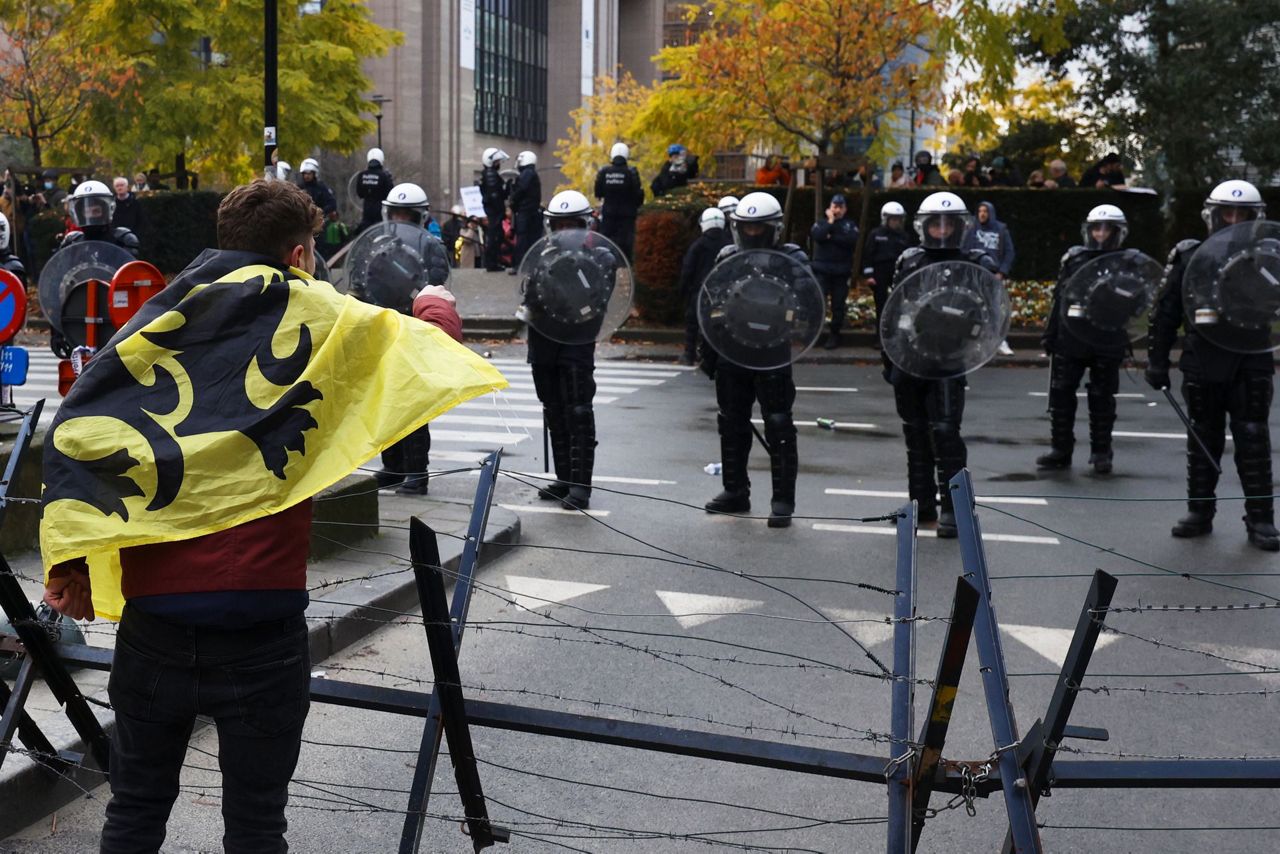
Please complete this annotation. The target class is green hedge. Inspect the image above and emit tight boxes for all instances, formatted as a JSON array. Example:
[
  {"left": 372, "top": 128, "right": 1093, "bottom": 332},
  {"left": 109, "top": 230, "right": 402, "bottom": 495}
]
[{"left": 1166, "top": 187, "right": 1280, "bottom": 250}]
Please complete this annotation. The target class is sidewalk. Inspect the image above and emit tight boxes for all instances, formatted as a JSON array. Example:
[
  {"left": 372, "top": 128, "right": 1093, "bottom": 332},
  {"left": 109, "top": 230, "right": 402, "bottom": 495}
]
[{"left": 0, "top": 474, "right": 520, "bottom": 839}]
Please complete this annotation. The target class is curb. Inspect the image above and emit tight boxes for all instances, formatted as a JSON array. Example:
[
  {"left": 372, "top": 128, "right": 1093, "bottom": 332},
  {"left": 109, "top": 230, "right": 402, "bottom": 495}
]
[{"left": 0, "top": 504, "right": 521, "bottom": 839}]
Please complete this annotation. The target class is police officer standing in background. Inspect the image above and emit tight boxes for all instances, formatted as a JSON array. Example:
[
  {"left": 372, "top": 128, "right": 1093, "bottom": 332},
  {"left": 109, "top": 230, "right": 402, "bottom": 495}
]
[
  {"left": 1146, "top": 180, "right": 1278, "bottom": 551},
  {"left": 862, "top": 201, "right": 912, "bottom": 324},
  {"left": 594, "top": 142, "right": 645, "bottom": 260},
  {"left": 509, "top": 150, "right": 542, "bottom": 273},
  {"left": 355, "top": 147, "right": 394, "bottom": 234},
  {"left": 479, "top": 147, "right": 510, "bottom": 272},
  {"left": 678, "top": 207, "right": 733, "bottom": 366},
  {"left": 810, "top": 193, "right": 858, "bottom": 349}
]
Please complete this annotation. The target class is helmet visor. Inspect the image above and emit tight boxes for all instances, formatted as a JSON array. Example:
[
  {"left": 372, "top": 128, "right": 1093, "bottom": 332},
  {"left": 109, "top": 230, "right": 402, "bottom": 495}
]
[
  {"left": 732, "top": 219, "right": 783, "bottom": 251},
  {"left": 69, "top": 195, "right": 113, "bottom": 228},
  {"left": 1082, "top": 222, "right": 1128, "bottom": 251},
  {"left": 915, "top": 213, "right": 968, "bottom": 249}
]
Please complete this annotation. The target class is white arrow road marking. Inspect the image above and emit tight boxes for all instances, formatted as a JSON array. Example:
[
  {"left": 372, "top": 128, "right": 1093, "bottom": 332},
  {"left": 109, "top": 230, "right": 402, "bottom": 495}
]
[
  {"left": 796, "top": 386, "right": 859, "bottom": 393},
  {"left": 825, "top": 488, "right": 1048, "bottom": 506},
  {"left": 654, "top": 590, "right": 765, "bottom": 629},
  {"left": 823, "top": 608, "right": 895, "bottom": 648},
  {"left": 812, "top": 523, "right": 1059, "bottom": 545},
  {"left": 503, "top": 575, "right": 610, "bottom": 611},
  {"left": 752, "top": 418, "right": 878, "bottom": 431},
  {"left": 1191, "top": 643, "right": 1280, "bottom": 682},
  {"left": 1002, "top": 624, "right": 1120, "bottom": 667}
]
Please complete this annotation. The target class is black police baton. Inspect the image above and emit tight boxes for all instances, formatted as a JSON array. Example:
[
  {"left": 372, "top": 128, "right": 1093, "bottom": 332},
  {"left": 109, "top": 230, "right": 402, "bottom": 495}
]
[{"left": 1161, "top": 387, "right": 1222, "bottom": 475}]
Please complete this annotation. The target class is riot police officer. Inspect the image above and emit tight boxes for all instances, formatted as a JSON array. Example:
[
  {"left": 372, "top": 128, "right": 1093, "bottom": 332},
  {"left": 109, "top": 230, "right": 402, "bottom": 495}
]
[
  {"left": 717, "top": 196, "right": 739, "bottom": 218},
  {"left": 525, "top": 190, "right": 610, "bottom": 510},
  {"left": 862, "top": 201, "right": 911, "bottom": 323},
  {"left": 58, "top": 181, "right": 140, "bottom": 255},
  {"left": 371, "top": 182, "right": 451, "bottom": 495},
  {"left": 1146, "top": 180, "right": 1278, "bottom": 551},
  {"left": 701, "top": 192, "right": 804, "bottom": 528},
  {"left": 0, "top": 214, "right": 25, "bottom": 281},
  {"left": 1039, "top": 205, "right": 1132, "bottom": 474},
  {"left": 509, "top": 151, "right": 542, "bottom": 272},
  {"left": 884, "top": 192, "right": 999, "bottom": 537},
  {"left": 594, "top": 142, "right": 645, "bottom": 260},
  {"left": 478, "top": 147, "right": 510, "bottom": 271},
  {"left": 679, "top": 207, "right": 733, "bottom": 365},
  {"left": 355, "top": 147, "right": 395, "bottom": 233}
]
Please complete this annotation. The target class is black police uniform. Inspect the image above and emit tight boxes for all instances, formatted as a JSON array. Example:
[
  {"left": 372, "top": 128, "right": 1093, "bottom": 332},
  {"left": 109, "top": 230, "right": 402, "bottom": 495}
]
[
  {"left": 1039, "top": 245, "right": 1128, "bottom": 472},
  {"left": 478, "top": 164, "right": 509, "bottom": 271},
  {"left": 678, "top": 225, "right": 733, "bottom": 363},
  {"left": 701, "top": 242, "right": 805, "bottom": 527},
  {"left": 885, "top": 246, "right": 999, "bottom": 534},
  {"left": 1147, "top": 238, "right": 1278, "bottom": 549},
  {"left": 509, "top": 165, "right": 542, "bottom": 270},
  {"left": 594, "top": 157, "right": 645, "bottom": 260},
  {"left": 809, "top": 215, "right": 858, "bottom": 344},
  {"left": 862, "top": 224, "right": 912, "bottom": 322},
  {"left": 355, "top": 162, "right": 395, "bottom": 232}
]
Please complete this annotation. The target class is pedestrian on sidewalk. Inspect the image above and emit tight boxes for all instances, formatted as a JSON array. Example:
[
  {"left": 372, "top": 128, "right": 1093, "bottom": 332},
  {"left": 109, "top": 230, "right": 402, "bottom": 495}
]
[{"left": 39, "top": 177, "right": 498, "bottom": 854}]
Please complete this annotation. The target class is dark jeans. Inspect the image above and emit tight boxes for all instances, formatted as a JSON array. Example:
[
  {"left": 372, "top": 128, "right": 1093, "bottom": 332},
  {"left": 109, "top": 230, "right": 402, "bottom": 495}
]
[
  {"left": 816, "top": 271, "right": 850, "bottom": 333},
  {"left": 101, "top": 605, "right": 311, "bottom": 854}
]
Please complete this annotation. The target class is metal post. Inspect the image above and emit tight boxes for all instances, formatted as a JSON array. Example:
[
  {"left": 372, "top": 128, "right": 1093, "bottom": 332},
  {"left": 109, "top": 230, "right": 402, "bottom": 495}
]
[
  {"left": 887, "top": 502, "right": 917, "bottom": 853},
  {"left": 399, "top": 450, "right": 502, "bottom": 853},
  {"left": 911, "top": 577, "right": 979, "bottom": 851},
  {"left": 264, "top": 0, "right": 278, "bottom": 172},
  {"left": 950, "top": 470, "right": 1042, "bottom": 852}
]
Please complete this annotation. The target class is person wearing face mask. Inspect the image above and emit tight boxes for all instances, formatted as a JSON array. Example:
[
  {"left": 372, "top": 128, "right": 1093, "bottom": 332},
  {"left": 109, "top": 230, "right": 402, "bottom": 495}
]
[{"left": 1145, "top": 180, "right": 1277, "bottom": 551}]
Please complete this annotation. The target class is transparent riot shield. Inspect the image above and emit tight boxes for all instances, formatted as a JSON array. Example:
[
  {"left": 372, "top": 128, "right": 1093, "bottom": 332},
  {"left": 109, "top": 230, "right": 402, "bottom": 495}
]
[
  {"left": 880, "top": 260, "right": 1009, "bottom": 379},
  {"left": 1060, "top": 249, "right": 1162, "bottom": 348},
  {"left": 1183, "top": 220, "right": 1280, "bottom": 353},
  {"left": 518, "top": 229, "right": 633, "bottom": 345},
  {"left": 343, "top": 222, "right": 451, "bottom": 313},
  {"left": 37, "top": 241, "right": 134, "bottom": 336},
  {"left": 697, "top": 249, "right": 825, "bottom": 370}
]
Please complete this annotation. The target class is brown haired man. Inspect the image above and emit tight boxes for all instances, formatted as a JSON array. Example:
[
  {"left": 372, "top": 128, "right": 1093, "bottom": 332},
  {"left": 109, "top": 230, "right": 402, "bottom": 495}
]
[{"left": 43, "top": 179, "right": 466, "bottom": 852}]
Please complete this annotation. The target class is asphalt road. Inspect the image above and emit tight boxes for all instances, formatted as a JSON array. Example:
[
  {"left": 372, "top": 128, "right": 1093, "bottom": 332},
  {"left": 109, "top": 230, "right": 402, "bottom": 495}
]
[{"left": 9, "top": 353, "right": 1280, "bottom": 853}]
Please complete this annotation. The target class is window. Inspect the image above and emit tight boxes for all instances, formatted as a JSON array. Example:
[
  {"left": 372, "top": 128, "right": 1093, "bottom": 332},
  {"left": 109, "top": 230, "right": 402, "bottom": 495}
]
[{"left": 474, "top": 0, "right": 548, "bottom": 143}]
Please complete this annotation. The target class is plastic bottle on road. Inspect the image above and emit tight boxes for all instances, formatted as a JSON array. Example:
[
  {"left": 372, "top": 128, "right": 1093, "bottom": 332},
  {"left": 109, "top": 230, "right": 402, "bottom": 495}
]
[{"left": 704, "top": 463, "right": 722, "bottom": 476}]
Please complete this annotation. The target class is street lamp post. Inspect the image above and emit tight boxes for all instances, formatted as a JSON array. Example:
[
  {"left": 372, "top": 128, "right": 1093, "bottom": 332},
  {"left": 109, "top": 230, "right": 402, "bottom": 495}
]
[
  {"left": 371, "top": 94, "right": 392, "bottom": 150},
  {"left": 264, "top": 0, "right": 278, "bottom": 174},
  {"left": 907, "top": 75, "right": 918, "bottom": 169}
]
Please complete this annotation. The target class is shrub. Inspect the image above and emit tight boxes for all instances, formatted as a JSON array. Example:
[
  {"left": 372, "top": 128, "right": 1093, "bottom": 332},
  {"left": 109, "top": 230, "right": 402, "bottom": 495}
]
[{"left": 632, "top": 209, "right": 698, "bottom": 325}]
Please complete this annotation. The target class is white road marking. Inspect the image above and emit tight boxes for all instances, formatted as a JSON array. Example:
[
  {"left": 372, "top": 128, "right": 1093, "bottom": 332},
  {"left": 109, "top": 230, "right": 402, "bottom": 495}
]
[
  {"left": 812, "top": 523, "right": 1059, "bottom": 545},
  {"left": 503, "top": 575, "right": 610, "bottom": 611},
  {"left": 457, "top": 401, "right": 546, "bottom": 413},
  {"left": 477, "top": 391, "right": 619, "bottom": 404},
  {"left": 428, "top": 429, "right": 529, "bottom": 445},
  {"left": 498, "top": 502, "right": 609, "bottom": 517},
  {"left": 1003, "top": 623, "right": 1119, "bottom": 667},
  {"left": 823, "top": 608, "right": 895, "bottom": 648},
  {"left": 1193, "top": 643, "right": 1280, "bottom": 682},
  {"left": 427, "top": 450, "right": 490, "bottom": 464},
  {"left": 796, "top": 386, "right": 859, "bottom": 393},
  {"left": 485, "top": 358, "right": 694, "bottom": 372},
  {"left": 654, "top": 590, "right": 765, "bottom": 629},
  {"left": 469, "top": 470, "right": 676, "bottom": 486},
  {"left": 752, "top": 418, "right": 877, "bottom": 431},
  {"left": 434, "top": 414, "right": 544, "bottom": 429},
  {"left": 1113, "top": 430, "right": 1233, "bottom": 441},
  {"left": 825, "top": 488, "right": 1048, "bottom": 506},
  {"left": 504, "top": 382, "right": 639, "bottom": 395},
  {"left": 1028, "top": 392, "right": 1146, "bottom": 399}
]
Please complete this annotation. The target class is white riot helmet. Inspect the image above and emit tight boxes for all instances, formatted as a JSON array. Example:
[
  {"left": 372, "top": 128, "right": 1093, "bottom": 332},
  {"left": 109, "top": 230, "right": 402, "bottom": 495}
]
[
  {"left": 482, "top": 147, "right": 509, "bottom": 168},
  {"left": 543, "top": 189, "right": 592, "bottom": 232},
  {"left": 717, "top": 195, "right": 739, "bottom": 216},
  {"left": 1083, "top": 204, "right": 1128, "bottom": 250},
  {"left": 610, "top": 142, "right": 630, "bottom": 161},
  {"left": 729, "top": 191, "right": 784, "bottom": 250},
  {"left": 299, "top": 158, "right": 320, "bottom": 178},
  {"left": 914, "top": 191, "right": 970, "bottom": 250},
  {"left": 68, "top": 180, "right": 115, "bottom": 228},
  {"left": 367, "top": 147, "right": 385, "bottom": 166},
  {"left": 880, "top": 201, "right": 906, "bottom": 227},
  {"left": 516, "top": 150, "right": 537, "bottom": 168},
  {"left": 0, "top": 213, "right": 10, "bottom": 252},
  {"left": 276, "top": 161, "right": 292, "bottom": 181},
  {"left": 1202, "top": 179, "right": 1266, "bottom": 234},
  {"left": 699, "top": 207, "right": 727, "bottom": 233},
  {"left": 382, "top": 182, "right": 431, "bottom": 227}
]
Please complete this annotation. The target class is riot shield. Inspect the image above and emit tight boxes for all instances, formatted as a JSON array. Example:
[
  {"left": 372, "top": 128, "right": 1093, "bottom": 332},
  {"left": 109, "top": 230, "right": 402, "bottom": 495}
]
[
  {"left": 343, "top": 222, "right": 451, "bottom": 313},
  {"left": 518, "top": 229, "right": 633, "bottom": 345},
  {"left": 697, "top": 249, "right": 824, "bottom": 370},
  {"left": 37, "top": 241, "right": 133, "bottom": 336},
  {"left": 312, "top": 252, "right": 330, "bottom": 283},
  {"left": 1183, "top": 220, "right": 1280, "bottom": 353},
  {"left": 880, "top": 260, "right": 1009, "bottom": 379},
  {"left": 1060, "top": 249, "right": 1162, "bottom": 348}
]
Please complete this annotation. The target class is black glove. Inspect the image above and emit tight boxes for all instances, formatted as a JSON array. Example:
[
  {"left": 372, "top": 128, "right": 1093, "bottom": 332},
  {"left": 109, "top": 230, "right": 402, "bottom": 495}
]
[
  {"left": 1144, "top": 364, "right": 1170, "bottom": 391},
  {"left": 697, "top": 340, "right": 718, "bottom": 380}
]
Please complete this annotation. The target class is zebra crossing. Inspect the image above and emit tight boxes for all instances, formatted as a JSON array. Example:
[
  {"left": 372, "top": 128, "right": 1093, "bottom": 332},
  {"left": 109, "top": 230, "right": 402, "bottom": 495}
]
[{"left": 8, "top": 350, "right": 691, "bottom": 465}]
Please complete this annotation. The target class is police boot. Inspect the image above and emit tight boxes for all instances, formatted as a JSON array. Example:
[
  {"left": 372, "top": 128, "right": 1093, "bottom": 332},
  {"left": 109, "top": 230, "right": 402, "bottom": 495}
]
[
  {"left": 396, "top": 428, "right": 430, "bottom": 495},
  {"left": 564, "top": 402, "right": 596, "bottom": 510},
  {"left": 706, "top": 417, "right": 751, "bottom": 514},
  {"left": 1087, "top": 386, "right": 1117, "bottom": 474},
  {"left": 764, "top": 414, "right": 798, "bottom": 529},
  {"left": 376, "top": 442, "right": 406, "bottom": 489},
  {"left": 1036, "top": 401, "right": 1075, "bottom": 470},
  {"left": 1235, "top": 419, "right": 1277, "bottom": 551},
  {"left": 936, "top": 495, "right": 958, "bottom": 540},
  {"left": 537, "top": 407, "right": 572, "bottom": 502},
  {"left": 823, "top": 329, "right": 841, "bottom": 350},
  {"left": 932, "top": 420, "right": 966, "bottom": 540},
  {"left": 1172, "top": 429, "right": 1222, "bottom": 538},
  {"left": 903, "top": 423, "right": 937, "bottom": 524},
  {"left": 1244, "top": 513, "right": 1280, "bottom": 552}
]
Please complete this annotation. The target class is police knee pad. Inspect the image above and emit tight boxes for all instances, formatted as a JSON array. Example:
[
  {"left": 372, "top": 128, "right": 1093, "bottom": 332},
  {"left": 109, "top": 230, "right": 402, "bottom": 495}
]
[
  {"left": 1231, "top": 420, "right": 1270, "bottom": 447},
  {"left": 763, "top": 412, "right": 796, "bottom": 442},
  {"left": 931, "top": 420, "right": 962, "bottom": 445}
]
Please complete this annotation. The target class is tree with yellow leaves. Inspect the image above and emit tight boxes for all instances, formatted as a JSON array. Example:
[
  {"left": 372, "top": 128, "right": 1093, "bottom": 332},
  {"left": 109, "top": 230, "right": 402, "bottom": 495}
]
[{"left": 554, "top": 72, "right": 668, "bottom": 196}]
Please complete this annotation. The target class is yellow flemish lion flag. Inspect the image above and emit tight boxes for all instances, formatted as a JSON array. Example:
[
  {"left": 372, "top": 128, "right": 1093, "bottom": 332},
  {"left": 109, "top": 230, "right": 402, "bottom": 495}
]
[{"left": 40, "top": 251, "right": 507, "bottom": 620}]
